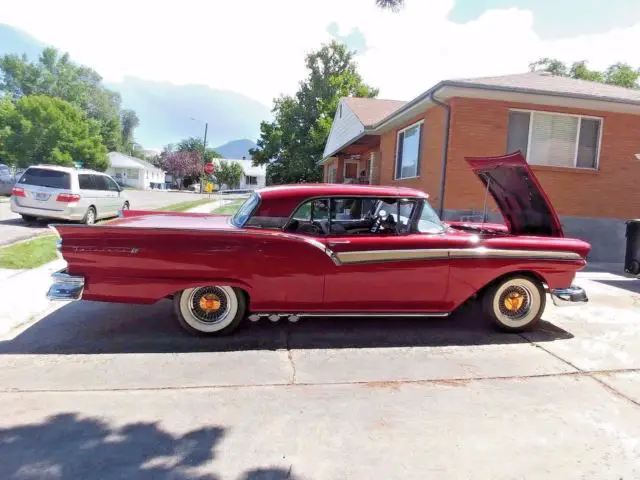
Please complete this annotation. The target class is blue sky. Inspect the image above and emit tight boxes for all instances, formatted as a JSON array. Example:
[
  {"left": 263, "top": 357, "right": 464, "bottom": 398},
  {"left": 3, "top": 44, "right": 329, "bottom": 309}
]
[{"left": 449, "top": 0, "right": 640, "bottom": 38}]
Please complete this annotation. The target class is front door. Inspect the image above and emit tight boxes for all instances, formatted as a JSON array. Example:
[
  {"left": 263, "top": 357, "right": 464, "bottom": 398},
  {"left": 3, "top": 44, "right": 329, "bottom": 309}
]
[{"left": 320, "top": 197, "right": 450, "bottom": 313}]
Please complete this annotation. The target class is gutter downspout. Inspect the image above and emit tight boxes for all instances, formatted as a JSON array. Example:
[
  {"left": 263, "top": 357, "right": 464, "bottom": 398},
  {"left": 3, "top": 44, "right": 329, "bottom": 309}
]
[{"left": 430, "top": 95, "right": 451, "bottom": 218}]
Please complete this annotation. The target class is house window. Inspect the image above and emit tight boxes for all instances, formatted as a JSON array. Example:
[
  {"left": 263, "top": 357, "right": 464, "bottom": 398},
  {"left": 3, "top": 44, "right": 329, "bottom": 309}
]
[
  {"left": 245, "top": 175, "right": 258, "bottom": 185},
  {"left": 395, "top": 121, "right": 423, "bottom": 179},
  {"left": 507, "top": 110, "right": 602, "bottom": 169},
  {"left": 344, "top": 160, "right": 358, "bottom": 180}
]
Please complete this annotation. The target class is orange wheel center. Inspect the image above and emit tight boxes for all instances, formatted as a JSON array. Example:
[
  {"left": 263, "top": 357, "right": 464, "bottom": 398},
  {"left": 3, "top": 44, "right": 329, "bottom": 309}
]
[
  {"left": 504, "top": 292, "right": 524, "bottom": 311},
  {"left": 199, "top": 294, "right": 221, "bottom": 312}
]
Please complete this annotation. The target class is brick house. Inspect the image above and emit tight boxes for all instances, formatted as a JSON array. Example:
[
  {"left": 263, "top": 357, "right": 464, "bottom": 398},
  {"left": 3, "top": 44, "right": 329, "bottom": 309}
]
[{"left": 321, "top": 72, "right": 640, "bottom": 262}]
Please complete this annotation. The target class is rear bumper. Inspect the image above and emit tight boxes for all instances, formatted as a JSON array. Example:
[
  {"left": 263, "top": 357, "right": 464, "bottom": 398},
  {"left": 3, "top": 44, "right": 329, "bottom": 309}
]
[
  {"left": 47, "top": 270, "right": 85, "bottom": 301},
  {"left": 10, "top": 198, "right": 85, "bottom": 221},
  {"left": 550, "top": 285, "right": 588, "bottom": 307}
]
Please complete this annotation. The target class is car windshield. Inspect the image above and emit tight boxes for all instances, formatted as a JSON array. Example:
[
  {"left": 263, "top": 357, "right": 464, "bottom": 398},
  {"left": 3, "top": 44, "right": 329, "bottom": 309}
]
[
  {"left": 417, "top": 200, "right": 445, "bottom": 234},
  {"left": 231, "top": 192, "right": 260, "bottom": 227},
  {"left": 19, "top": 168, "right": 71, "bottom": 189}
]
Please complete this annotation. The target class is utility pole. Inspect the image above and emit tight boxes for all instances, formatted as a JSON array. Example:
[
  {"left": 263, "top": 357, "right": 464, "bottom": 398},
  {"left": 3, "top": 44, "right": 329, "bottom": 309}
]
[{"left": 201, "top": 122, "right": 208, "bottom": 194}]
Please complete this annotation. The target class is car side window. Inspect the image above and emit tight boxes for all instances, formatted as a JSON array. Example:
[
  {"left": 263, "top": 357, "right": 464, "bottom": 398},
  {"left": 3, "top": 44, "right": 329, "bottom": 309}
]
[
  {"left": 285, "top": 199, "right": 329, "bottom": 236},
  {"left": 78, "top": 174, "right": 94, "bottom": 190},
  {"left": 104, "top": 176, "right": 120, "bottom": 192},
  {"left": 416, "top": 200, "right": 445, "bottom": 234},
  {"left": 329, "top": 197, "right": 417, "bottom": 235},
  {"left": 92, "top": 175, "right": 108, "bottom": 191}
]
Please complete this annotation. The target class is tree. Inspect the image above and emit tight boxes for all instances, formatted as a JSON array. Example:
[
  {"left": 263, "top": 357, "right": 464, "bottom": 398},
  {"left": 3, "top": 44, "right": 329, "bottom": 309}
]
[
  {"left": 175, "top": 136, "right": 222, "bottom": 163},
  {"left": 120, "top": 109, "right": 140, "bottom": 150},
  {"left": 0, "top": 95, "right": 108, "bottom": 170},
  {"left": 157, "top": 150, "right": 201, "bottom": 189},
  {"left": 213, "top": 160, "right": 244, "bottom": 189},
  {"left": 529, "top": 58, "right": 640, "bottom": 88},
  {"left": 376, "top": 0, "right": 404, "bottom": 10},
  {"left": 251, "top": 41, "right": 378, "bottom": 184},
  {"left": 0, "top": 47, "right": 128, "bottom": 151}
]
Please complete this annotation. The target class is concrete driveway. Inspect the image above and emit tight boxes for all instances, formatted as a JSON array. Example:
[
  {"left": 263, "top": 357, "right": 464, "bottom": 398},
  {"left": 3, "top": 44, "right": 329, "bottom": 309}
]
[
  {"left": 0, "top": 190, "right": 210, "bottom": 245},
  {"left": 0, "top": 267, "right": 638, "bottom": 478}
]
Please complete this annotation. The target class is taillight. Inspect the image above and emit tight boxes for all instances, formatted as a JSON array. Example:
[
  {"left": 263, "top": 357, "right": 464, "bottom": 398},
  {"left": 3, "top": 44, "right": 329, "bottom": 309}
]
[
  {"left": 56, "top": 193, "right": 81, "bottom": 203},
  {"left": 11, "top": 186, "right": 25, "bottom": 197}
]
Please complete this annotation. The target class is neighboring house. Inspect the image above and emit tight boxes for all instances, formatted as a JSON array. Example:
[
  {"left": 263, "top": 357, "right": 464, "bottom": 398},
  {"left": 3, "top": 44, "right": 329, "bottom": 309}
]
[
  {"left": 216, "top": 158, "right": 266, "bottom": 191},
  {"left": 107, "top": 152, "right": 166, "bottom": 190},
  {"left": 322, "top": 72, "right": 640, "bottom": 262}
]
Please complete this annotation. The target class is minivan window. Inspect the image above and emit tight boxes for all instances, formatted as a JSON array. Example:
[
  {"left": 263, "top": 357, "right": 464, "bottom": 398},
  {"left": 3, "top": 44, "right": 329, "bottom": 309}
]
[
  {"left": 19, "top": 168, "right": 71, "bottom": 189},
  {"left": 78, "top": 174, "right": 96, "bottom": 190},
  {"left": 104, "top": 176, "right": 120, "bottom": 191},
  {"left": 92, "top": 175, "right": 108, "bottom": 191}
]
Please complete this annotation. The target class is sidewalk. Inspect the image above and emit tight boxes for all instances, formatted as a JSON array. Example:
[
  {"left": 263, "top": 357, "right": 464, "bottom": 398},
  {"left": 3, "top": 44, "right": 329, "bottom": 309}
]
[{"left": 0, "top": 200, "right": 224, "bottom": 335}]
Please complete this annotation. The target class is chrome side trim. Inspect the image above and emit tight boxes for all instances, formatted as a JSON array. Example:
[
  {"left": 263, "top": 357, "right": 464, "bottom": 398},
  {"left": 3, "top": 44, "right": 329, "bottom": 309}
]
[
  {"left": 336, "top": 249, "right": 449, "bottom": 264},
  {"left": 249, "top": 312, "right": 450, "bottom": 318},
  {"left": 46, "top": 271, "right": 85, "bottom": 301},
  {"left": 449, "top": 248, "right": 583, "bottom": 261},
  {"left": 550, "top": 285, "right": 588, "bottom": 307},
  {"left": 334, "top": 247, "right": 582, "bottom": 265}
]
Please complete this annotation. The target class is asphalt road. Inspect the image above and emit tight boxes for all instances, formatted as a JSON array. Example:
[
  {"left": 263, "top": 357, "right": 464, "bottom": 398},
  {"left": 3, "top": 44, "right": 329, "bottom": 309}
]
[
  {"left": 0, "top": 190, "right": 211, "bottom": 245},
  {"left": 0, "top": 267, "right": 639, "bottom": 478}
]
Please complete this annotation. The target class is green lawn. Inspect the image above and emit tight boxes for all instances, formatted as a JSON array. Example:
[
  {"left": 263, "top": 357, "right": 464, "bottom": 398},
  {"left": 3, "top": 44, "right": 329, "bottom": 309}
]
[
  {"left": 157, "top": 198, "right": 216, "bottom": 212},
  {"left": 211, "top": 198, "right": 246, "bottom": 215},
  {"left": 0, "top": 235, "right": 58, "bottom": 269}
]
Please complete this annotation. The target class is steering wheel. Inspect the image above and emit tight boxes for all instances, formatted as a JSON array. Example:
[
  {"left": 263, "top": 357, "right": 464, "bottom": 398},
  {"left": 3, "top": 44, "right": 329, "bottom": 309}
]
[
  {"left": 313, "top": 220, "right": 330, "bottom": 235},
  {"left": 370, "top": 209, "right": 387, "bottom": 233}
]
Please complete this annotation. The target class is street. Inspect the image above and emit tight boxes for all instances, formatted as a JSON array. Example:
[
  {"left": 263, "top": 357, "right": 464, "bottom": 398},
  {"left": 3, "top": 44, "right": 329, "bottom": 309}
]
[
  {"left": 0, "top": 266, "right": 639, "bottom": 478},
  {"left": 0, "top": 191, "right": 211, "bottom": 245}
]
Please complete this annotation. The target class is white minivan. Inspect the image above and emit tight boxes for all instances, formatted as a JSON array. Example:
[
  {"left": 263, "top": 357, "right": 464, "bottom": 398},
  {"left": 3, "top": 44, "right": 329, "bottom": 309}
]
[{"left": 11, "top": 165, "right": 129, "bottom": 225}]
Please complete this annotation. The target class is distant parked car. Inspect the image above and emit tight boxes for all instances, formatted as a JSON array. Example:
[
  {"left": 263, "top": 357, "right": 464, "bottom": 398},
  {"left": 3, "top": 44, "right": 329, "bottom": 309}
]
[
  {"left": 0, "top": 164, "right": 15, "bottom": 196},
  {"left": 10, "top": 165, "right": 129, "bottom": 225}
]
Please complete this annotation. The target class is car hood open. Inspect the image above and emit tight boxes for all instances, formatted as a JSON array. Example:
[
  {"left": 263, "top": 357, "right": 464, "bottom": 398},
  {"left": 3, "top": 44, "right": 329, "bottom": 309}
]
[{"left": 465, "top": 152, "right": 564, "bottom": 237}]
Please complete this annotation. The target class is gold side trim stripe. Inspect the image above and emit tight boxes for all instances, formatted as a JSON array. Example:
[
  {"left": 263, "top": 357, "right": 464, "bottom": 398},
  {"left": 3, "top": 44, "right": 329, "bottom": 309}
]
[{"left": 336, "top": 248, "right": 582, "bottom": 265}]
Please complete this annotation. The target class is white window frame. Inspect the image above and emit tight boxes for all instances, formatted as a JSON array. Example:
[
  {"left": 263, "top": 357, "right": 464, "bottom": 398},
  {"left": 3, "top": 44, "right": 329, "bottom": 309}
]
[
  {"left": 510, "top": 109, "right": 603, "bottom": 170},
  {"left": 343, "top": 159, "right": 359, "bottom": 180},
  {"left": 394, "top": 120, "right": 424, "bottom": 180}
]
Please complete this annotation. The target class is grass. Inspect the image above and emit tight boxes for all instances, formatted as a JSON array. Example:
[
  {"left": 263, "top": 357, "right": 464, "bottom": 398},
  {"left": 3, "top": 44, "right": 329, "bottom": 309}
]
[
  {"left": 156, "top": 198, "right": 216, "bottom": 212},
  {"left": 211, "top": 198, "right": 246, "bottom": 215},
  {"left": 0, "top": 235, "right": 58, "bottom": 269}
]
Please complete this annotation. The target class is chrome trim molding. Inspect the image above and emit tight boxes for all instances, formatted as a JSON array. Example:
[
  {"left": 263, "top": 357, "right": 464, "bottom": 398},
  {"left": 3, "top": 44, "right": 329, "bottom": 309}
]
[
  {"left": 46, "top": 270, "right": 85, "bottom": 301},
  {"left": 335, "top": 247, "right": 582, "bottom": 265},
  {"left": 249, "top": 312, "right": 449, "bottom": 318},
  {"left": 550, "top": 285, "right": 589, "bottom": 307}
]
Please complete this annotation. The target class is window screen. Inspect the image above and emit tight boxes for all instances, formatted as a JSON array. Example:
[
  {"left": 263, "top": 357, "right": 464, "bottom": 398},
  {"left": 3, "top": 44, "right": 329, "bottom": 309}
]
[
  {"left": 396, "top": 123, "right": 423, "bottom": 179},
  {"left": 576, "top": 118, "right": 600, "bottom": 169},
  {"left": 507, "top": 111, "right": 531, "bottom": 155}
]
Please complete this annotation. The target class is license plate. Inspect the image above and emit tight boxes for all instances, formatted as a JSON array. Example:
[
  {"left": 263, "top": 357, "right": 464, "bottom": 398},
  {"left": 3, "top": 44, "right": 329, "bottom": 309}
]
[{"left": 34, "top": 192, "right": 50, "bottom": 201}]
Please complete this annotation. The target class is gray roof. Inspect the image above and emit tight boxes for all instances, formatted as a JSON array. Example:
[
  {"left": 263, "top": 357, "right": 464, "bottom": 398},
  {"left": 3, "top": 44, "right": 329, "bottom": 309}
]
[
  {"left": 452, "top": 71, "right": 640, "bottom": 105},
  {"left": 108, "top": 152, "right": 164, "bottom": 171}
]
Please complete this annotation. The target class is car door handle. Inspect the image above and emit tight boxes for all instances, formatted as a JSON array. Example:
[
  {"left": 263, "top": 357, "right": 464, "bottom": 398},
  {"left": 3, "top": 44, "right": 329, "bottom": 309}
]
[{"left": 328, "top": 240, "right": 351, "bottom": 245}]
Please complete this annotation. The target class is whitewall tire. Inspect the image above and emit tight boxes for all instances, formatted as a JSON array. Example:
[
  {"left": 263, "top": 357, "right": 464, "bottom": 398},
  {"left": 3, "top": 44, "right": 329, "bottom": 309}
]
[
  {"left": 483, "top": 276, "right": 545, "bottom": 332},
  {"left": 173, "top": 286, "right": 246, "bottom": 336}
]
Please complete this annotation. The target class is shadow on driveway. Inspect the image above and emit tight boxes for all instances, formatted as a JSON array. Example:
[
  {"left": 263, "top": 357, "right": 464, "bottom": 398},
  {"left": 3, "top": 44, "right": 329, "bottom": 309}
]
[
  {"left": 0, "top": 299, "right": 573, "bottom": 355},
  {"left": 0, "top": 413, "right": 296, "bottom": 480}
]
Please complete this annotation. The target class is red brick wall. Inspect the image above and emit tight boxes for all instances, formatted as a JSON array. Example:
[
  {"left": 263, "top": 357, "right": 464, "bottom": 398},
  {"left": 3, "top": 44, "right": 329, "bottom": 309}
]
[{"left": 379, "top": 97, "right": 640, "bottom": 220}]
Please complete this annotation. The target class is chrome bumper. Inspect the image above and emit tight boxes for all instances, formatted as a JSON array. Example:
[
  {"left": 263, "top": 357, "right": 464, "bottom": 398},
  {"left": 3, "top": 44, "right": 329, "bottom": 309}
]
[
  {"left": 550, "top": 285, "right": 588, "bottom": 307},
  {"left": 46, "top": 271, "right": 85, "bottom": 301}
]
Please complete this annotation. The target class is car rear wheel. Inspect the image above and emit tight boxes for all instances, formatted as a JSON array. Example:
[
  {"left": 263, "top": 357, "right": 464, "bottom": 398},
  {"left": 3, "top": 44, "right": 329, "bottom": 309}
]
[
  {"left": 21, "top": 214, "right": 37, "bottom": 222},
  {"left": 83, "top": 206, "right": 96, "bottom": 225},
  {"left": 482, "top": 276, "right": 546, "bottom": 332},
  {"left": 173, "top": 286, "right": 246, "bottom": 336}
]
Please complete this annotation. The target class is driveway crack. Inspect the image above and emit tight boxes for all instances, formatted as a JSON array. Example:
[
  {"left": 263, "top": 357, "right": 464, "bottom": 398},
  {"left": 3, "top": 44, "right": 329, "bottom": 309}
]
[{"left": 285, "top": 328, "right": 297, "bottom": 385}]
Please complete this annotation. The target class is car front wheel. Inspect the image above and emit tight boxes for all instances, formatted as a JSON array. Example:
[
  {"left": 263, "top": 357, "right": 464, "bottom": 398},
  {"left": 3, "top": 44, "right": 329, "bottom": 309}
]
[
  {"left": 483, "top": 275, "right": 546, "bottom": 332},
  {"left": 173, "top": 286, "right": 246, "bottom": 336}
]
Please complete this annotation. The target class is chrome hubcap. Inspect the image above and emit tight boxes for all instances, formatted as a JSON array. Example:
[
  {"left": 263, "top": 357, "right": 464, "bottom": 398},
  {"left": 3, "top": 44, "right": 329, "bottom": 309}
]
[
  {"left": 498, "top": 285, "right": 531, "bottom": 319},
  {"left": 188, "top": 287, "right": 231, "bottom": 325}
]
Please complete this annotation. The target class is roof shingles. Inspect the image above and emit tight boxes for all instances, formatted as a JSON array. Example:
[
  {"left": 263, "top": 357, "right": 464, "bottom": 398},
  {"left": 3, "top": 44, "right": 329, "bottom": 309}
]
[{"left": 343, "top": 97, "right": 407, "bottom": 126}]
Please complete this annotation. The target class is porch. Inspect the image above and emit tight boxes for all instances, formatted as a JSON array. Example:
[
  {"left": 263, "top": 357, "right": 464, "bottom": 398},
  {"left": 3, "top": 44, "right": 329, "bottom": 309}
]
[{"left": 323, "top": 135, "right": 381, "bottom": 185}]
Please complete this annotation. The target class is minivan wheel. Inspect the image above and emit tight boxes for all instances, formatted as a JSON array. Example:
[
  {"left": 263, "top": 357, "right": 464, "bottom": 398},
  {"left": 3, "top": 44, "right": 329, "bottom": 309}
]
[
  {"left": 482, "top": 276, "right": 546, "bottom": 332},
  {"left": 21, "top": 214, "right": 37, "bottom": 222},
  {"left": 83, "top": 206, "right": 96, "bottom": 225},
  {"left": 173, "top": 286, "right": 246, "bottom": 336}
]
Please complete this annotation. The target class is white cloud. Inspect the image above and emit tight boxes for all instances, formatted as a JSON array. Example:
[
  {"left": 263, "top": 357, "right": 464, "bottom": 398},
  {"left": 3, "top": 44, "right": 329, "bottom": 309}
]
[{"left": 2, "top": 0, "right": 640, "bottom": 105}]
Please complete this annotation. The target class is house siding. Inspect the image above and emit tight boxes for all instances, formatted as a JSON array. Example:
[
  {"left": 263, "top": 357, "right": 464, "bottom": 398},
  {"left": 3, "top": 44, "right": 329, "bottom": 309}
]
[
  {"left": 322, "top": 100, "right": 365, "bottom": 159},
  {"left": 378, "top": 97, "right": 640, "bottom": 221}
]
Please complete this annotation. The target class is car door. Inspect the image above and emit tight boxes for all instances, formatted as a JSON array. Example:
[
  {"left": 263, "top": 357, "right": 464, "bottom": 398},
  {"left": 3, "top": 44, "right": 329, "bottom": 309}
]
[
  {"left": 92, "top": 175, "right": 117, "bottom": 217},
  {"left": 320, "top": 197, "right": 451, "bottom": 313},
  {"left": 103, "top": 175, "right": 123, "bottom": 213}
]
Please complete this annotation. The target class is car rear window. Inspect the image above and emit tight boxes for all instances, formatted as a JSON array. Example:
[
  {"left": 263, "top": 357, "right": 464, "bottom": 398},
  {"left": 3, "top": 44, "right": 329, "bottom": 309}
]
[{"left": 19, "top": 168, "right": 71, "bottom": 189}]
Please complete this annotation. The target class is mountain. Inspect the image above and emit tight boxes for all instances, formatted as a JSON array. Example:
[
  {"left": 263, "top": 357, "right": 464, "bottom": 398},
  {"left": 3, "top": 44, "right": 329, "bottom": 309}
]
[
  {"left": 0, "top": 24, "right": 270, "bottom": 150},
  {"left": 213, "top": 139, "right": 258, "bottom": 159}
]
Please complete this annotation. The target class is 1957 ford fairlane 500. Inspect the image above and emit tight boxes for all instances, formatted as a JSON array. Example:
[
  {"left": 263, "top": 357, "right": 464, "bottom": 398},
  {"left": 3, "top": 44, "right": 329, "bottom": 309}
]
[{"left": 47, "top": 152, "right": 590, "bottom": 336}]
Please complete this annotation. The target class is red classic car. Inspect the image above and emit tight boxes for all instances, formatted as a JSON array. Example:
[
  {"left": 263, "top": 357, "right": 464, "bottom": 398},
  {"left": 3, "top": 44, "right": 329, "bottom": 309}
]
[{"left": 48, "top": 152, "right": 590, "bottom": 336}]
